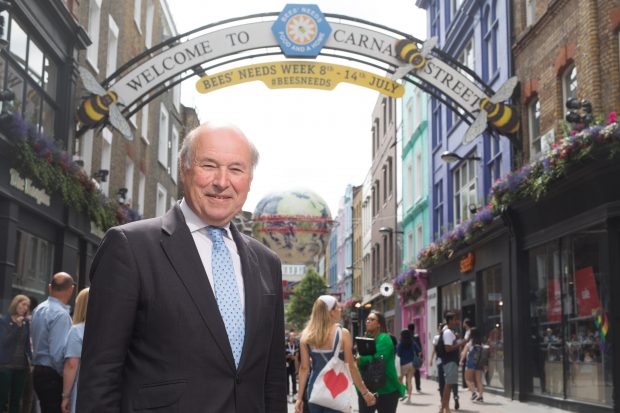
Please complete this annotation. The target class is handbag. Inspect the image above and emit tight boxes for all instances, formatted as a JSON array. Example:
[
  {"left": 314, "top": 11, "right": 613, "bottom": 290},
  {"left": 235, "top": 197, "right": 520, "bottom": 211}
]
[
  {"left": 361, "top": 355, "right": 386, "bottom": 391},
  {"left": 412, "top": 353, "right": 423, "bottom": 369},
  {"left": 308, "top": 327, "right": 354, "bottom": 412}
]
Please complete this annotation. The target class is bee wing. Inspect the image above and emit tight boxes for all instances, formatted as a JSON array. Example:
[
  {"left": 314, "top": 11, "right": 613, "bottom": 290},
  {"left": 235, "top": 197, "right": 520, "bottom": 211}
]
[
  {"left": 109, "top": 104, "right": 134, "bottom": 140},
  {"left": 390, "top": 64, "right": 414, "bottom": 80},
  {"left": 490, "top": 76, "right": 519, "bottom": 103},
  {"left": 78, "top": 66, "right": 106, "bottom": 95},
  {"left": 462, "top": 112, "right": 488, "bottom": 145},
  {"left": 421, "top": 37, "right": 438, "bottom": 57}
]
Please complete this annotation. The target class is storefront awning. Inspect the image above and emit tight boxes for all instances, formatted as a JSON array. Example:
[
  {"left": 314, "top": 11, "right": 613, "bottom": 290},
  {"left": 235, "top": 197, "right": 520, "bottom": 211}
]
[{"left": 361, "top": 291, "right": 382, "bottom": 305}]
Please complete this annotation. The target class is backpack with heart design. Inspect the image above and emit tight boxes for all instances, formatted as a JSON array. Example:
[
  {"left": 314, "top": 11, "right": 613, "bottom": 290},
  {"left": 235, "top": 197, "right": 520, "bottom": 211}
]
[{"left": 308, "top": 327, "right": 354, "bottom": 412}]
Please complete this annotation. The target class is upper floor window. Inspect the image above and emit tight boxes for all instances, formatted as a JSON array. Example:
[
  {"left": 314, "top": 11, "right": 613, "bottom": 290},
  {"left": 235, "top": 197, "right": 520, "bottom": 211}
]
[
  {"left": 145, "top": 0, "right": 154, "bottom": 49},
  {"left": 3, "top": 18, "right": 59, "bottom": 138},
  {"left": 106, "top": 16, "right": 119, "bottom": 78},
  {"left": 432, "top": 99, "right": 442, "bottom": 148},
  {"left": 450, "top": 0, "right": 463, "bottom": 21},
  {"left": 382, "top": 99, "right": 387, "bottom": 135},
  {"left": 134, "top": 0, "right": 142, "bottom": 32},
  {"left": 526, "top": 0, "right": 537, "bottom": 27},
  {"left": 158, "top": 103, "right": 169, "bottom": 168},
  {"left": 414, "top": 150, "right": 423, "bottom": 201},
  {"left": 488, "top": 134, "right": 501, "bottom": 186},
  {"left": 483, "top": 3, "right": 498, "bottom": 80},
  {"left": 528, "top": 97, "right": 541, "bottom": 160},
  {"left": 431, "top": 0, "right": 441, "bottom": 38},
  {"left": 453, "top": 157, "right": 478, "bottom": 225},
  {"left": 562, "top": 64, "right": 577, "bottom": 106},
  {"left": 86, "top": 0, "right": 102, "bottom": 68},
  {"left": 406, "top": 162, "right": 413, "bottom": 207},
  {"left": 459, "top": 38, "right": 475, "bottom": 81},
  {"left": 405, "top": 97, "right": 414, "bottom": 139},
  {"left": 433, "top": 180, "right": 444, "bottom": 238}
]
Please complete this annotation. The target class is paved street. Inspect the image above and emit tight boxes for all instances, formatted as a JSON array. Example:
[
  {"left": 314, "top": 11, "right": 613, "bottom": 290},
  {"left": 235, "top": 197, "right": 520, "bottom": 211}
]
[{"left": 288, "top": 377, "right": 571, "bottom": 413}]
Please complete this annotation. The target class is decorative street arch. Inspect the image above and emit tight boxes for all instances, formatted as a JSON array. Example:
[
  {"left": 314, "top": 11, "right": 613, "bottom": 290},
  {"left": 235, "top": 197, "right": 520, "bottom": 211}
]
[{"left": 77, "top": 4, "right": 519, "bottom": 145}]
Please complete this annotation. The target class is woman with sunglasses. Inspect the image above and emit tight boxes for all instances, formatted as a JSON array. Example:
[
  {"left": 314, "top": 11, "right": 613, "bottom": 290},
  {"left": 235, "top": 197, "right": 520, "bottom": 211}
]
[
  {"left": 296, "top": 295, "right": 376, "bottom": 413},
  {"left": 357, "top": 311, "right": 405, "bottom": 413}
]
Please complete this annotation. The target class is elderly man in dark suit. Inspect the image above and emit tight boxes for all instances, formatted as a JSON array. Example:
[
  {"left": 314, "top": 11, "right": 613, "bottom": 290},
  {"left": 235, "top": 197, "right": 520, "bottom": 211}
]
[{"left": 77, "top": 122, "right": 286, "bottom": 412}]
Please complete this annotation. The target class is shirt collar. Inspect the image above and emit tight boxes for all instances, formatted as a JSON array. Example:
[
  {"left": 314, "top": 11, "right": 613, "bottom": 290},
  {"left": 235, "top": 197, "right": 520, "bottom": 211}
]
[
  {"left": 179, "top": 198, "right": 232, "bottom": 239},
  {"left": 48, "top": 296, "right": 70, "bottom": 312}
]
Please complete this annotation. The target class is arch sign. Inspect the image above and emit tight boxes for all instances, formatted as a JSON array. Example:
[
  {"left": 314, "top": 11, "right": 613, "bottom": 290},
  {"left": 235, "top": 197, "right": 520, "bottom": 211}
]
[{"left": 77, "top": 3, "right": 519, "bottom": 144}]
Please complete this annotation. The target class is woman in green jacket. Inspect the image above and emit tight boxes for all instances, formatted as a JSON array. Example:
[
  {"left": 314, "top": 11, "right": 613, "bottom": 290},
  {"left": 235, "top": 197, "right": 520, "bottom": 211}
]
[{"left": 357, "top": 311, "right": 405, "bottom": 413}]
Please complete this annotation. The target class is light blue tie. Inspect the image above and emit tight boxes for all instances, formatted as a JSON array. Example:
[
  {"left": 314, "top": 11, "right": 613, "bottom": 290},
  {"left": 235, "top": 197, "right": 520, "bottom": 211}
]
[{"left": 207, "top": 226, "right": 245, "bottom": 368}]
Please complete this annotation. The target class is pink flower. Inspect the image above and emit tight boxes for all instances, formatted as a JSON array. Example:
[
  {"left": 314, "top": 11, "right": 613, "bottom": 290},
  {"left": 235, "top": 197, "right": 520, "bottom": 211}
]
[{"left": 608, "top": 112, "right": 617, "bottom": 124}]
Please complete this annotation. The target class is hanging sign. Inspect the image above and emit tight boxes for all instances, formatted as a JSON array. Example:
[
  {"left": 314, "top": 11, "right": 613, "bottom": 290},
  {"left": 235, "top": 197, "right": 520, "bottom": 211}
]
[
  {"left": 459, "top": 252, "right": 475, "bottom": 273},
  {"left": 196, "top": 61, "right": 404, "bottom": 97}
]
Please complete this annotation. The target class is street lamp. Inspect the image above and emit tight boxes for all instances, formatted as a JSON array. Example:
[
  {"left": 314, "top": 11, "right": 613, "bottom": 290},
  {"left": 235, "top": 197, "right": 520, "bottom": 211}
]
[{"left": 440, "top": 151, "right": 481, "bottom": 163}]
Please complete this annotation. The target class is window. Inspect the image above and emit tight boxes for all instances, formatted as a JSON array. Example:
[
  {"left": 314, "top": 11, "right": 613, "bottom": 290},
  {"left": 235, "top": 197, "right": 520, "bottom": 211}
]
[
  {"left": 562, "top": 64, "right": 577, "bottom": 106},
  {"left": 483, "top": 4, "right": 498, "bottom": 80},
  {"left": 415, "top": 88, "right": 423, "bottom": 126},
  {"left": 4, "top": 19, "right": 58, "bottom": 138},
  {"left": 124, "top": 156, "right": 134, "bottom": 206},
  {"left": 407, "top": 232, "right": 414, "bottom": 263},
  {"left": 158, "top": 104, "right": 169, "bottom": 167},
  {"left": 453, "top": 158, "right": 477, "bottom": 224},
  {"left": 450, "top": 0, "right": 463, "bottom": 21},
  {"left": 106, "top": 16, "right": 119, "bottom": 78},
  {"left": 382, "top": 99, "right": 387, "bottom": 135},
  {"left": 481, "top": 265, "right": 504, "bottom": 389},
  {"left": 488, "top": 134, "right": 501, "bottom": 186},
  {"left": 459, "top": 38, "right": 475, "bottom": 82},
  {"left": 156, "top": 183, "right": 167, "bottom": 216},
  {"left": 173, "top": 82, "right": 181, "bottom": 113},
  {"left": 145, "top": 0, "right": 154, "bottom": 49},
  {"left": 86, "top": 0, "right": 102, "bottom": 68},
  {"left": 527, "top": 229, "right": 612, "bottom": 406},
  {"left": 171, "top": 126, "right": 179, "bottom": 182},
  {"left": 528, "top": 97, "right": 542, "bottom": 160},
  {"left": 433, "top": 180, "right": 444, "bottom": 238},
  {"left": 406, "top": 162, "right": 413, "bottom": 207},
  {"left": 141, "top": 104, "right": 149, "bottom": 143},
  {"left": 13, "top": 230, "right": 55, "bottom": 299},
  {"left": 526, "top": 0, "right": 537, "bottom": 27},
  {"left": 138, "top": 172, "right": 146, "bottom": 215},
  {"left": 430, "top": 0, "right": 441, "bottom": 38},
  {"left": 387, "top": 157, "right": 393, "bottom": 196},
  {"left": 382, "top": 165, "right": 387, "bottom": 203},
  {"left": 432, "top": 99, "right": 442, "bottom": 148},
  {"left": 134, "top": 0, "right": 142, "bottom": 31},
  {"left": 405, "top": 97, "right": 414, "bottom": 139},
  {"left": 414, "top": 150, "right": 423, "bottom": 201},
  {"left": 415, "top": 224, "right": 423, "bottom": 255},
  {"left": 100, "top": 128, "right": 113, "bottom": 195}
]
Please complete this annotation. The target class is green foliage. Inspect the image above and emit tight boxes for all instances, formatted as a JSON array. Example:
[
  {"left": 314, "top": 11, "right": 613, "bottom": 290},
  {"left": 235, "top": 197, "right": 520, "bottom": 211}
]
[{"left": 285, "top": 267, "right": 327, "bottom": 330}]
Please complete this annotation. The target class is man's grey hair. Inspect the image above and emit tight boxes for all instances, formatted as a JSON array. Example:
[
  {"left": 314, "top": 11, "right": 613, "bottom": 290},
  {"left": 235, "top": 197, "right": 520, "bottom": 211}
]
[{"left": 179, "top": 122, "right": 259, "bottom": 173}]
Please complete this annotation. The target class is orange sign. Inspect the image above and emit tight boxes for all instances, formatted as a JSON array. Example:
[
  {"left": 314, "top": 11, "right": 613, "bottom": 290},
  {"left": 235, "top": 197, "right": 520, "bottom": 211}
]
[{"left": 459, "top": 252, "right": 475, "bottom": 273}]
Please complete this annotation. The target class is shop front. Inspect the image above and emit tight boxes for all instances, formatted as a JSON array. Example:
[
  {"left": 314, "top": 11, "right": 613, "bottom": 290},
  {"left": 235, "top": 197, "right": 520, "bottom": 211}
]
[
  {"left": 399, "top": 272, "right": 429, "bottom": 376},
  {"left": 509, "top": 157, "right": 620, "bottom": 412}
]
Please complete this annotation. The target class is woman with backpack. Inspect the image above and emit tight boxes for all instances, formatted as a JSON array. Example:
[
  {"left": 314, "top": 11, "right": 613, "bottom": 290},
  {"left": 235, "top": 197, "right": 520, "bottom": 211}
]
[
  {"left": 459, "top": 327, "right": 485, "bottom": 403},
  {"left": 295, "top": 295, "right": 376, "bottom": 413},
  {"left": 396, "top": 329, "right": 420, "bottom": 403}
]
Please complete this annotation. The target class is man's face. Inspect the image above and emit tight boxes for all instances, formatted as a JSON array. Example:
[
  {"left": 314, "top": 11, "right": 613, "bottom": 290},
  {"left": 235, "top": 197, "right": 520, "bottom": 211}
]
[{"left": 181, "top": 126, "right": 253, "bottom": 227}]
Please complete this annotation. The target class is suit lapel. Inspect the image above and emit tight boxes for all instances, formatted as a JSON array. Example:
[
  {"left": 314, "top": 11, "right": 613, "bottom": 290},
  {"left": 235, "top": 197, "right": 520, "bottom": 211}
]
[
  {"left": 160, "top": 205, "right": 236, "bottom": 370},
  {"left": 230, "top": 224, "right": 261, "bottom": 371}
]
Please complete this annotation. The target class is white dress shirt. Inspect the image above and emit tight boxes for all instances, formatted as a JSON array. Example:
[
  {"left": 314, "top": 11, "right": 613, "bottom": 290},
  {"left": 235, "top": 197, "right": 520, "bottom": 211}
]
[{"left": 179, "top": 199, "right": 245, "bottom": 313}]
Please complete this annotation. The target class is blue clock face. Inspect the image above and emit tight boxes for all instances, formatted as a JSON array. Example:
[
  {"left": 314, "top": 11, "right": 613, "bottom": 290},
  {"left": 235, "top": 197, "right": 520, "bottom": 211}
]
[{"left": 272, "top": 4, "right": 331, "bottom": 58}]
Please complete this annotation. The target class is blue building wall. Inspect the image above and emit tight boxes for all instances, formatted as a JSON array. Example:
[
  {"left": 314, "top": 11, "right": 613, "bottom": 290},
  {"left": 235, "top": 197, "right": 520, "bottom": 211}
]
[{"left": 417, "top": 0, "right": 513, "bottom": 239}]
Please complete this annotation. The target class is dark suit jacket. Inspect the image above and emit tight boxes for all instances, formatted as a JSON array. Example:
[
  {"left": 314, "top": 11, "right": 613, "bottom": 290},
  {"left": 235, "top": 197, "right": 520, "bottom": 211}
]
[{"left": 77, "top": 205, "right": 287, "bottom": 412}]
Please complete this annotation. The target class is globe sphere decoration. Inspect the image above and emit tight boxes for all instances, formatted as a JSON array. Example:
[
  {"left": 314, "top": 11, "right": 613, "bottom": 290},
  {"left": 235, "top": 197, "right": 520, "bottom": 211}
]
[{"left": 253, "top": 189, "right": 332, "bottom": 265}]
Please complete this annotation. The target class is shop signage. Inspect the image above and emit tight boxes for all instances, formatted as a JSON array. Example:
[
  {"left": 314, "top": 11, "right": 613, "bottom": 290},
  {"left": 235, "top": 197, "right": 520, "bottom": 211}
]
[
  {"left": 271, "top": 4, "right": 331, "bottom": 57},
  {"left": 9, "top": 169, "right": 51, "bottom": 206},
  {"left": 459, "top": 252, "right": 475, "bottom": 273},
  {"left": 196, "top": 61, "right": 403, "bottom": 98}
]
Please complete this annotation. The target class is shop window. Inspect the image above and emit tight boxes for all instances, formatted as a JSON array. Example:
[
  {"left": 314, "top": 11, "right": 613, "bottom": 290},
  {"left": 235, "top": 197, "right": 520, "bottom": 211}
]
[
  {"left": 481, "top": 265, "right": 504, "bottom": 389},
  {"left": 13, "top": 230, "right": 55, "bottom": 302},
  {"left": 440, "top": 281, "right": 461, "bottom": 321},
  {"left": 527, "top": 228, "right": 612, "bottom": 406},
  {"left": 453, "top": 157, "right": 478, "bottom": 224}
]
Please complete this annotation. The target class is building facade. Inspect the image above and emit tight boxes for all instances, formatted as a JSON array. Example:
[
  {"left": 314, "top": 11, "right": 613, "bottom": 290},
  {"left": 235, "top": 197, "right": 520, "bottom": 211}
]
[
  {"left": 416, "top": 0, "right": 514, "bottom": 390},
  {"left": 399, "top": 82, "right": 432, "bottom": 376}
]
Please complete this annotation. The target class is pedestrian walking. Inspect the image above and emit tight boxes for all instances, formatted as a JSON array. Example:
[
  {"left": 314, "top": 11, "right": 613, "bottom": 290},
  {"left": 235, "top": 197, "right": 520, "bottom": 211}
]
[
  {"left": 438, "top": 312, "right": 466, "bottom": 413},
  {"left": 61, "top": 288, "right": 89, "bottom": 413},
  {"left": 0, "top": 294, "right": 32, "bottom": 413},
  {"left": 296, "top": 295, "right": 376, "bottom": 413},
  {"left": 31, "top": 272, "right": 75, "bottom": 413},
  {"left": 357, "top": 311, "right": 405, "bottom": 413},
  {"left": 397, "top": 329, "right": 420, "bottom": 403},
  {"left": 286, "top": 331, "right": 300, "bottom": 403},
  {"left": 459, "top": 327, "right": 485, "bottom": 403},
  {"left": 430, "top": 323, "right": 459, "bottom": 411},
  {"left": 78, "top": 122, "right": 287, "bottom": 412},
  {"left": 407, "top": 323, "right": 423, "bottom": 393}
]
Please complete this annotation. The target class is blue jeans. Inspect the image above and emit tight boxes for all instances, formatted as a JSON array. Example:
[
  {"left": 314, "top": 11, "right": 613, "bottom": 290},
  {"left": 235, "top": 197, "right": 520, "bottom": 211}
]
[{"left": 308, "top": 403, "right": 342, "bottom": 413}]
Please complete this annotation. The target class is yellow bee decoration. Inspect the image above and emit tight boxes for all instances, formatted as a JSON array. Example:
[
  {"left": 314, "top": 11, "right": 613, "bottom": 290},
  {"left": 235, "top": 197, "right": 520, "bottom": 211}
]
[
  {"left": 76, "top": 67, "right": 133, "bottom": 140},
  {"left": 391, "top": 37, "right": 437, "bottom": 80},
  {"left": 463, "top": 76, "right": 520, "bottom": 144}
]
